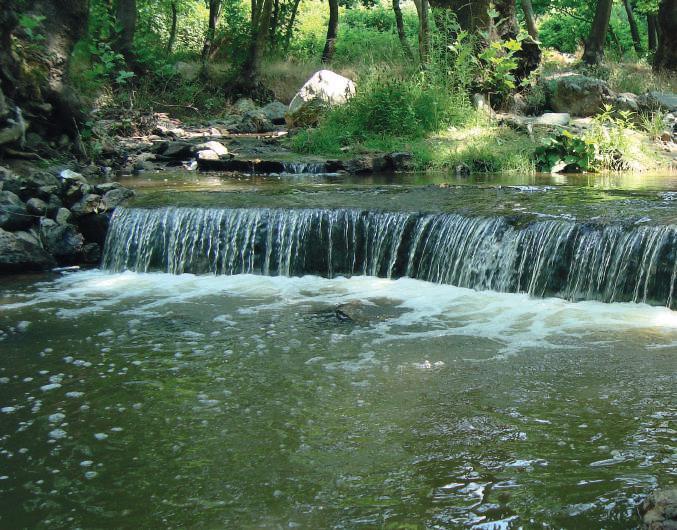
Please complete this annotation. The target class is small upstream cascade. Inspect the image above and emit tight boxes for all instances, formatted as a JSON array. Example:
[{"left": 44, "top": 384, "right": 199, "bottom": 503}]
[{"left": 103, "top": 207, "right": 677, "bottom": 308}]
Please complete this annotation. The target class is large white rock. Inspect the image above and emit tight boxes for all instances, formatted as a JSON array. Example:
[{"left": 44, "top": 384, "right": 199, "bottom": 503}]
[{"left": 286, "top": 70, "right": 356, "bottom": 128}]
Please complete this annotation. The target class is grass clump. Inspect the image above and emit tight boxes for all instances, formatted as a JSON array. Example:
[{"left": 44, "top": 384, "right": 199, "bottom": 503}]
[{"left": 290, "top": 70, "right": 474, "bottom": 156}]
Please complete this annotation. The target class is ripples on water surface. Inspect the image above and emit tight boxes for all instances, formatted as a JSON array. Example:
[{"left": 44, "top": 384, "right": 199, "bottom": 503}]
[{"left": 0, "top": 272, "right": 676, "bottom": 528}]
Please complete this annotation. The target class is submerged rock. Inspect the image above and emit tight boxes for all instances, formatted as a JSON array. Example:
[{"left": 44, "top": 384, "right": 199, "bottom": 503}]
[
  {"left": 286, "top": 70, "right": 356, "bottom": 128},
  {"left": 102, "top": 188, "right": 134, "bottom": 210},
  {"left": 641, "top": 488, "right": 677, "bottom": 529}
]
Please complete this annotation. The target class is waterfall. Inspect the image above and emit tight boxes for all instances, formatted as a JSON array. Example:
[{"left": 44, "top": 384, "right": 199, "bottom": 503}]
[{"left": 103, "top": 207, "right": 677, "bottom": 308}]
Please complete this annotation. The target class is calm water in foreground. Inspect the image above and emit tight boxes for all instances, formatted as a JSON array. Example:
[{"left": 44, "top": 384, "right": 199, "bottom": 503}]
[{"left": 1, "top": 271, "right": 676, "bottom": 528}]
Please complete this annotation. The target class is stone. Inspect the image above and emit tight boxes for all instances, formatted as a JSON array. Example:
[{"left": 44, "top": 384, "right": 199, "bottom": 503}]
[
  {"left": 55, "top": 208, "right": 73, "bottom": 225},
  {"left": 334, "top": 298, "right": 406, "bottom": 323},
  {"left": 70, "top": 194, "right": 105, "bottom": 217},
  {"left": 533, "top": 113, "right": 571, "bottom": 127},
  {"left": 133, "top": 160, "right": 156, "bottom": 172},
  {"left": 545, "top": 74, "right": 612, "bottom": 117},
  {"left": 197, "top": 149, "right": 220, "bottom": 161},
  {"left": 286, "top": 70, "right": 356, "bottom": 128},
  {"left": 46, "top": 195, "right": 63, "bottom": 218},
  {"left": 59, "top": 169, "right": 88, "bottom": 184},
  {"left": 613, "top": 92, "right": 640, "bottom": 113},
  {"left": 26, "top": 197, "right": 49, "bottom": 217},
  {"left": 641, "top": 488, "right": 677, "bottom": 529},
  {"left": 261, "top": 101, "right": 288, "bottom": 125},
  {"left": 0, "top": 228, "right": 55, "bottom": 272},
  {"left": 0, "top": 191, "right": 32, "bottom": 231},
  {"left": 81, "top": 242, "right": 101, "bottom": 263},
  {"left": 386, "top": 152, "right": 414, "bottom": 171},
  {"left": 232, "top": 98, "right": 258, "bottom": 115},
  {"left": 77, "top": 213, "right": 110, "bottom": 246},
  {"left": 238, "top": 109, "right": 274, "bottom": 133},
  {"left": 94, "top": 182, "right": 122, "bottom": 194},
  {"left": 158, "top": 141, "right": 193, "bottom": 160},
  {"left": 195, "top": 141, "right": 228, "bottom": 156},
  {"left": 39, "top": 218, "right": 84, "bottom": 263},
  {"left": 638, "top": 92, "right": 677, "bottom": 113},
  {"left": 102, "top": 187, "right": 134, "bottom": 210}
]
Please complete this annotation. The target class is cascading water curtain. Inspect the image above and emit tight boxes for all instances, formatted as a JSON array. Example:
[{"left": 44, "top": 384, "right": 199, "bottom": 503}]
[{"left": 103, "top": 207, "right": 677, "bottom": 309}]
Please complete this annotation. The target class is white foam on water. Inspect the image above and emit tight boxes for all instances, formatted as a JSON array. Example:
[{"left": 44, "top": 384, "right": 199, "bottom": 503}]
[{"left": 4, "top": 271, "right": 677, "bottom": 355}]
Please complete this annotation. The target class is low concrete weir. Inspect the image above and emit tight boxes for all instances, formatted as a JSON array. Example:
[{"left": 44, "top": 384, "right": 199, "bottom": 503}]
[{"left": 103, "top": 206, "right": 677, "bottom": 308}]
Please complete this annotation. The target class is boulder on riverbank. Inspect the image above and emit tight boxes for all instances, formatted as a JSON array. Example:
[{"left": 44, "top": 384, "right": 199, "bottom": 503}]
[
  {"left": 286, "top": 70, "right": 356, "bottom": 128},
  {"left": 0, "top": 166, "right": 134, "bottom": 273}
]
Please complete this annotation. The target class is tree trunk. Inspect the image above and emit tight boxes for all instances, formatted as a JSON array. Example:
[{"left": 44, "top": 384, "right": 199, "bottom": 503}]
[
  {"left": 520, "top": 0, "right": 538, "bottom": 39},
  {"left": 114, "top": 0, "right": 138, "bottom": 68},
  {"left": 622, "top": 0, "right": 642, "bottom": 55},
  {"left": 413, "top": 0, "right": 430, "bottom": 63},
  {"left": 270, "top": 0, "right": 280, "bottom": 48},
  {"left": 654, "top": 0, "right": 677, "bottom": 71},
  {"left": 321, "top": 0, "right": 339, "bottom": 64},
  {"left": 647, "top": 14, "right": 658, "bottom": 51},
  {"left": 166, "top": 1, "right": 178, "bottom": 53},
  {"left": 393, "top": 0, "right": 414, "bottom": 59},
  {"left": 283, "top": 0, "right": 302, "bottom": 51},
  {"left": 428, "top": 0, "right": 490, "bottom": 32},
  {"left": 202, "top": 0, "right": 221, "bottom": 62},
  {"left": 583, "top": 0, "right": 613, "bottom": 65},
  {"left": 241, "top": 0, "right": 274, "bottom": 94},
  {"left": 1, "top": 0, "right": 89, "bottom": 147}
]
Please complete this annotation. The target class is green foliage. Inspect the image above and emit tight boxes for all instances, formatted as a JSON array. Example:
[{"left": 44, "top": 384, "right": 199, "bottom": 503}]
[
  {"left": 291, "top": 74, "right": 468, "bottom": 155},
  {"left": 477, "top": 39, "right": 522, "bottom": 96},
  {"left": 640, "top": 110, "right": 668, "bottom": 141},
  {"left": 18, "top": 14, "right": 46, "bottom": 42},
  {"left": 535, "top": 130, "right": 595, "bottom": 172},
  {"left": 536, "top": 105, "right": 639, "bottom": 172}
]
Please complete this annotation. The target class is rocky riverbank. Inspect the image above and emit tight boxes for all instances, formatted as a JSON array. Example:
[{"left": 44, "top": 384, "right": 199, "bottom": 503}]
[{"left": 0, "top": 166, "right": 133, "bottom": 273}]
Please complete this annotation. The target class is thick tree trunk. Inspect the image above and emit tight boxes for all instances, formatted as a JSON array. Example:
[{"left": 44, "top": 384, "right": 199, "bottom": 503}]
[
  {"left": 114, "top": 0, "right": 138, "bottom": 68},
  {"left": 429, "top": 0, "right": 540, "bottom": 80},
  {"left": 654, "top": 0, "right": 677, "bottom": 71},
  {"left": 241, "top": 0, "right": 274, "bottom": 94},
  {"left": 583, "top": 0, "right": 613, "bottom": 65},
  {"left": 413, "top": 0, "right": 430, "bottom": 63},
  {"left": 393, "top": 0, "right": 414, "bottom": 60},
  {"left": 321, "top": 0, "right": 339, "bottom": 64},
  {"left": 166, "top": 1, "right": 178, "bottom": 53},
  {"left": 520, "top": 0, "right": 538, "bottom": 39},
  {"left": 429, "top": 0, "right": 490, "bottom": 32},
  {"left": 1, "top": 0, "right": 89, "bottom": 148},
  {"left": 622, "top": 0, "right": 642, "bottom": 55},
  {"left": 202, "top": 0, "right": 221, "bottom": 62},
  {"left": 647, "top": 14, "right": 658, "bottom": 51}
]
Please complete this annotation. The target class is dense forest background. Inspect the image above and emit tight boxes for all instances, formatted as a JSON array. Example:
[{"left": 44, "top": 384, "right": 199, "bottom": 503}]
[{"left": 0, "top": 0, "right": 675, "bottom": 173}]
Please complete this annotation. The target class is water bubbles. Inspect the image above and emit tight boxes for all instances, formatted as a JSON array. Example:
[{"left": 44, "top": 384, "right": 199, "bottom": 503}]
[
  {"left": 48, "top": 429, "right": 67, "bottom": 440},
  {"left": 94, "top": 433, "right": 108, "bottom": 441},
  {"left": 1, "top": 407, "right": 16, "bottom": 414},
  {"left": 48, "top": 413, "right": 65, "bottom": 423},
  {"left": 84, "top": 471, "right": 98, "bottom": 479},
  {"left": 40, "top": 383, "right": 62, "bottom": 392}
]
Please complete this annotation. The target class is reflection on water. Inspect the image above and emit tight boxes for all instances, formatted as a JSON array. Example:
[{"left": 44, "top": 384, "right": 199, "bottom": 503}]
[
  {"left": 0, "top": 272, "right": 675, "bottom": 528},
  {"left": 117, "top": 170, "right": 677, "bottom": 192}
]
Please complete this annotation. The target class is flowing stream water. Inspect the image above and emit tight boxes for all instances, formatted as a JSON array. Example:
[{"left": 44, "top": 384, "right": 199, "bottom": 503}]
[{"left": 0, "top": 173, "right": 675, "bottom": 528}]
